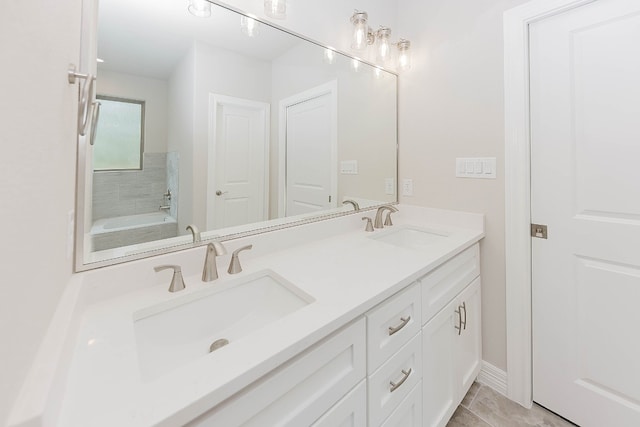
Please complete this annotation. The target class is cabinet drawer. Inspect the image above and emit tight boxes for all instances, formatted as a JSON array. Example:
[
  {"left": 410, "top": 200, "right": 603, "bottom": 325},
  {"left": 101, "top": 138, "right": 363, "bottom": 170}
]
[
  {"left": 420, "top": 244, "right": 479, "bottom": 325},
  {"left": 366, "top": 284, "right": 421, "bottom": 373},
  {"left": 187, "top": 318, "right": 366, "bottom": 427},
  {"left": 380, "top": 381, "right": 422, "bottom": 427},
  {"left": 311, "top": 380, "right": 367, "bottom": 427},
  {"left": 368, "top": 332, "right": 422, "bottom": 425}
]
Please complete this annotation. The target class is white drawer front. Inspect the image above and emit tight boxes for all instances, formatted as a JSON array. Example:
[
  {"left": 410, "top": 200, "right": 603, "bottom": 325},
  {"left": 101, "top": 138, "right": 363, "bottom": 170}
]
[
  {"left": 311, "top": 380, "right": 367, "bottom": 427},
  {"left": 420, "top": 244, "right": 480, "bottom": 325},
  {"left": 368, "top": 332, "right": 422, "bottom": 425},
  {"left": 380, "top": 381, "right": 422, "bottom": 427},
  {"left": 188, "top": 318, "right": 366, "bottom": 427},
  {"left": 366, "top": 284, "right": 421, "bottom": 373}
]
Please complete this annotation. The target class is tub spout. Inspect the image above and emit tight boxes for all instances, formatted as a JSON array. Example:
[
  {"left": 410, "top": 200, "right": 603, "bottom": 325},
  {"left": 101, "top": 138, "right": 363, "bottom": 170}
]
[{"left": 186, "top": 224, "right": 201, "bottom": 243}]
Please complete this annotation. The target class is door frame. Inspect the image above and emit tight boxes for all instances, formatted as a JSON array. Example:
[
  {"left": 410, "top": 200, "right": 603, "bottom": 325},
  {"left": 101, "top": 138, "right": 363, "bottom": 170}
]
[
  {"left": 207, "top": 93, "right": 270, "bottom": 229},
  {"left": 277, "top": 80, "right": 338, "bottom": 217},
  {"left": 504, "top": 0, "right": 598, "bottom": 409}
]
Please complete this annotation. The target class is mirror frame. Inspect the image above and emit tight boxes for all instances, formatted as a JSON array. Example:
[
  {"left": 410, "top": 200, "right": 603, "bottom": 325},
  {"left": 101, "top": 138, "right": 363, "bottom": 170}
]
[{"left": 74, "top": 0, "right": 399, "bottom": 272}]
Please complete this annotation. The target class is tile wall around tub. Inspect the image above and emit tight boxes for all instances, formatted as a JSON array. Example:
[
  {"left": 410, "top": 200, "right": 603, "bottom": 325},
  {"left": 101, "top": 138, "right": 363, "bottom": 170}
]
[{"left": 92, "top": 152, "right": 177, "bottom": 220}]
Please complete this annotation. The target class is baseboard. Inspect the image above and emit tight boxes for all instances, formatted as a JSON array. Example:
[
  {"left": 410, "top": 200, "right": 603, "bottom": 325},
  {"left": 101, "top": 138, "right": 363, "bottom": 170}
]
[{"left": 477, "top": 361, "right": 508, "bottom": 396}]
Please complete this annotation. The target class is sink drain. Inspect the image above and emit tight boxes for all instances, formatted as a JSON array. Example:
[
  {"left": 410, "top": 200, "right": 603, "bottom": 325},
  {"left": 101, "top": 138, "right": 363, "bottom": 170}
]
[{"left": 209, "top": 338, "right": 230, "bottom": 353}]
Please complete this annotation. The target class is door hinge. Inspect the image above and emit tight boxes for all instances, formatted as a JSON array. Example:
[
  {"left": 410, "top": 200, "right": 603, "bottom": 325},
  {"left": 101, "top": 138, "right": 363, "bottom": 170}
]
[
  {"left": 531, "top": 223, "right": 548, "bottom": 239},
  {"left": 329, "top": 195, "right": 332, "bottom": 202}
]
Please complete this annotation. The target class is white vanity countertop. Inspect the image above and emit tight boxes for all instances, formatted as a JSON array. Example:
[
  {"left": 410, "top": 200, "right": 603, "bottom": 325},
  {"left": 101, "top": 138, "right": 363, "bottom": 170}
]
[{"left": 8, "top": 205, "right": 484, "bottom": 427}]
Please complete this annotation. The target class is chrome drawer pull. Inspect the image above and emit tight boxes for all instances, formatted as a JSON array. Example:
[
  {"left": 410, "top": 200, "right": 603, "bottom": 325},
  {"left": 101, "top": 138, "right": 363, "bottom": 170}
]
[
  {"left": 388, "top": 316, "right": 411, "bottom": 336},
  {"left": 461, "top": 301, "right": 467, "bottom": 330},
  {"left": 390, "top": 368, "right": 412, "bottom": 393},
  {"left": 454, "top": 307, "right": 462, "bottom": 335}
]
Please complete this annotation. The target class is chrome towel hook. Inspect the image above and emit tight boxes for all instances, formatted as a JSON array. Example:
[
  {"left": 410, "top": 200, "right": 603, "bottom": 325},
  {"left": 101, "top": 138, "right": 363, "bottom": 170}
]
[{"left": 68, "top": 64, "right": 97, "bottom": 137}]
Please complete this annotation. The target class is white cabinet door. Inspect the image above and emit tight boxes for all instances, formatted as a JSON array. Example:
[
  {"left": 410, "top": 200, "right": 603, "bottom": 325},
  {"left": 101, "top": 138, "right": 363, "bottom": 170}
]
[
  {"left": 455, "top": 278, "right": 482, "bottom": 394},
  {"left": 422, "top": 298, "right": 458, "bottom": 427},
  {"left": 311, "top": 380, "right": 367, "bottom": 427},
  {"left": 423, "top": 278, "right": 482, "bottom": 427}
]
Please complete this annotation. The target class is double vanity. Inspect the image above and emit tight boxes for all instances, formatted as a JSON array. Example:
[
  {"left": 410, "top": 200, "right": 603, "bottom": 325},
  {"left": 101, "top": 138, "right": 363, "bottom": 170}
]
[{"left": 9, "top": 205, "right": 484, "bottom": 427}]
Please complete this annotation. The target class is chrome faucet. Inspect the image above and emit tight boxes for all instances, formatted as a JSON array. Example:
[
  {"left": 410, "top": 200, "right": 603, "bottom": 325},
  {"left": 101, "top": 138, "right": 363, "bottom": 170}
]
[
  {"left": 154, "top": 265, "right": 186, "bottom": 292},
  {"left": 202, "top": 241, "right": 227, "bottom": 282},
  {"left": 186, "top": 224, "right": 201, "bottom": 243},
  {"left": 343, "top": 200, "right": 360, "bottom": 211},
  {"left": 228, "top": 245, "right": 253, "bottom": 274},
  {"left": 374, "top": 205, "right": 398, "bottom": 229}
]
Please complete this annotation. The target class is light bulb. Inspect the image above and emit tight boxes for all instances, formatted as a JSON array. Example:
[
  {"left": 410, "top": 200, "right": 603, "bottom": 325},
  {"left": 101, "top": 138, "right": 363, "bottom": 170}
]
[
  {"left": 188, "top": 0, "right": 211, "bottom": 18},
  {"left": 397, "top": 39, "right": 412, "bottom": 72},
  {"left": 241, "top": 16, "right": 260, "bottom": 37},
  {"left": 350, "top": 11, "right": 369, "bottom": 51},
  {"left": 376, "top": 27, "right": 392, "bottom": 64},
  {"left": 264, "top": 0, "right": 286, "bottom": 19},
  {"left": 324, "top": 48, "right": 336, "bottom": 65}
]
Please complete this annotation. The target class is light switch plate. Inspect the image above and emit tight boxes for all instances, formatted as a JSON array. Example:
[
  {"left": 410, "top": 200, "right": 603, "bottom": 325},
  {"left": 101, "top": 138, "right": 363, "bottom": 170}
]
[
  {"left": 385, "top": 178, "right": 395, "bottom": 195},
  {"left": 456, "top": 157, "right": 496, "bottom": 179},
  {"left": 340, "top": 160, "right": 358, "bottom": 175},
  {"left": 402, "top": 179, "right": 413, "bottom": 196}
]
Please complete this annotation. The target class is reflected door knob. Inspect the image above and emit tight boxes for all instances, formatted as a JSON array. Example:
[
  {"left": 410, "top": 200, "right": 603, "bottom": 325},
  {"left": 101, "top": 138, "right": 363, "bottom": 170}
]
[{"left": 215, "top": 190, "right": 228, "bottom": 196}]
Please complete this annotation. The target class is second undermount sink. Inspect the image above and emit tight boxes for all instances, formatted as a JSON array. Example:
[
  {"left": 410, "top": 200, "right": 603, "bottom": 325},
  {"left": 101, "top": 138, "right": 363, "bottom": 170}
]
[
  {"left": 371, "top": 225, "right": 449, "bottom": 251},
  {"left": 133, "top": 269, "right": 314, "bottom": 381}
]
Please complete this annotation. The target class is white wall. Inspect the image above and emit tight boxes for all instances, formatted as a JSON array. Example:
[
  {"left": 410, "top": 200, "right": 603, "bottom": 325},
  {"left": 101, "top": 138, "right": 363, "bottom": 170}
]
[
  {"left": 397, "top": 0, "right": 529, "bottom": 372},
  {"left": 97, "top": 69, "right": 169, "bottom": 153},
  {"left": 0, "top": 0, "right": 81, "bottom": 423},
  {"left": 168, "top": 47, "right": 196, "bottom": 233}
]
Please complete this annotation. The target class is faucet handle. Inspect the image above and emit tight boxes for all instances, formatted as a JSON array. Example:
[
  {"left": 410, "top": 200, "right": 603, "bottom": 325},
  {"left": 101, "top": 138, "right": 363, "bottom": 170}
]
[
  {"left": 154, "top": 265, "right": 186, "bottom": 293},
  {"left": 228, "top": 244, "right": 253, "bottom": 274},
  {"left": 384, "top": 211, "right": 394, "bottom": 226},
  {"left": 362, "top": 217, "right": 374, "bottom": 232}
]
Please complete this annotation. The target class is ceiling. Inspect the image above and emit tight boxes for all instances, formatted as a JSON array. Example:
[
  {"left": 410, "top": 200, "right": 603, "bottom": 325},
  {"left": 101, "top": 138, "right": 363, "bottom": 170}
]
[{"left": 98, "top": 0, "right": 301, "bottom": 79}]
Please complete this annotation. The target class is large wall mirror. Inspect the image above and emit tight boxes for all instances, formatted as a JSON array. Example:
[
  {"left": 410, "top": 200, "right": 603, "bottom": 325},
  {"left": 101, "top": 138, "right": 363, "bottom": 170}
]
[{"left": 75, "top": 0, "right": 398, "bottom": 270}]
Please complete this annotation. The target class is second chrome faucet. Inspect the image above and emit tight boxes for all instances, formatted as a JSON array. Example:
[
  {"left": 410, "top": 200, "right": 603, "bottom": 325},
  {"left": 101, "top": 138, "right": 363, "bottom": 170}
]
[
  {"left": 202, "top": 241, "right": 227, "bottom": 282},
  {"left": 201, "top": 241, "right": 254, "bottom": 281}
]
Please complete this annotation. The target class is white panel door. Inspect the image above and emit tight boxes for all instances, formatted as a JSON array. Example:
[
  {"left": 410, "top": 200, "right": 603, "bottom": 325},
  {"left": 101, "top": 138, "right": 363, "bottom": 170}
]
[
  {"left": 531, "top": 1, "right": 640, "bottom": 426},
  {"left": 208, "top": 95, "right": 269, "bottom": 229},
  {"left": 285, "top": 92, "right": 335, "bottom": 216}
]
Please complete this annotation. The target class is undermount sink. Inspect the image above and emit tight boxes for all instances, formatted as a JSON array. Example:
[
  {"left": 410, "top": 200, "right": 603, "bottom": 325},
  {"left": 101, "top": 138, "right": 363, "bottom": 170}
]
[
  {"left": 371, "top": 225, "right": 449, "bottom": 251},
  {"left": 133, "top": 270, "right": 314, "bottom": 381}
]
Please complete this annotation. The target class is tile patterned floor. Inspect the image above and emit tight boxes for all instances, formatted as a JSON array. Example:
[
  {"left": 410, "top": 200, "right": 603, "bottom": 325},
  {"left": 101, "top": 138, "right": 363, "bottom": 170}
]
[{"left": 447, "top": 383, "right": 578, "bottom": 427}]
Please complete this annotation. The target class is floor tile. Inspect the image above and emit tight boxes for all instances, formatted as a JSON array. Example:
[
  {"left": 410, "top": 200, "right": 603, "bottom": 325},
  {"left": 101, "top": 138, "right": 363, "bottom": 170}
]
[
  {"left": 447, "top": 406, "right": 492, "bottom": 427},
  {"left": 469, "top": 386, "right": 576, "bottom": 427},
  {"left": 461, "top": 382, "right": 482, "bottom": 408}
]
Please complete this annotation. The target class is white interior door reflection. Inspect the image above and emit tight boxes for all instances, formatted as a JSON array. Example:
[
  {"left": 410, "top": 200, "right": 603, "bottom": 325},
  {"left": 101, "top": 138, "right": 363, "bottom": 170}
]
[
  {"left": 208, "top": 95, "right": 269, "bottom": 230},
  {"left": 279, "top": 82, "right": 337, "bottom": 217}
]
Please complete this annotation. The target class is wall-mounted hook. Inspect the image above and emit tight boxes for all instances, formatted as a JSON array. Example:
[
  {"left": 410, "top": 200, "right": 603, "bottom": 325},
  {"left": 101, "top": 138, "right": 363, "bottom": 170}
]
[{"left": 68, "top": 64, "right": 97, "bottom": 137}]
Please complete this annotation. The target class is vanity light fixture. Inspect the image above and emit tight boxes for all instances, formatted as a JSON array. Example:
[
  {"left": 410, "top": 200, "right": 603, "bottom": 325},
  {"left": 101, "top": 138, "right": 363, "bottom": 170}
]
[
  {"left": 264, "top": 0, "right": 286, "bottom": 19},
  {"left": 349, "top": 10, "right": 412, "bottom": 72},
  {"left": 397, "top": 39, "right": 412, "bottom": 71},
  {"left": 375, "top": 27, "right": 392, "bottom": 64},
  {"left": 240, "top": 15, "right": 260, "bottom": 37},
  {"left": 350, "top": 11, "right": 372, "bottom": 51},
  {"left": 188, "top": 0, "right": 211, "bottom": 18}
]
